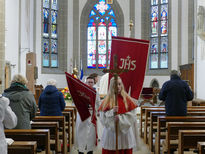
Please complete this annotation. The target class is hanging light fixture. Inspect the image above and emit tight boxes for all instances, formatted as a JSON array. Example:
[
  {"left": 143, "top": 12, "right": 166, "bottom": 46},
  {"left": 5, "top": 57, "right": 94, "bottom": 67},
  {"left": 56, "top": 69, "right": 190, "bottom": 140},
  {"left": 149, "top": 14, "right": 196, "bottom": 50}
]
[{"left": 106, "top": 0, "right": 113, "bottom": 4}]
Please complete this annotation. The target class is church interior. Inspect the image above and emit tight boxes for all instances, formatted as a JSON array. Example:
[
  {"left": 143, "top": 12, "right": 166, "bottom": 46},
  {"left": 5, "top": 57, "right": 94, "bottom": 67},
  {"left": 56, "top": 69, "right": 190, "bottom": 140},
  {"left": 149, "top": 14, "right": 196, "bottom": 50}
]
[{"left": 1, "top": 0, "right": 205, "bottom": 153}]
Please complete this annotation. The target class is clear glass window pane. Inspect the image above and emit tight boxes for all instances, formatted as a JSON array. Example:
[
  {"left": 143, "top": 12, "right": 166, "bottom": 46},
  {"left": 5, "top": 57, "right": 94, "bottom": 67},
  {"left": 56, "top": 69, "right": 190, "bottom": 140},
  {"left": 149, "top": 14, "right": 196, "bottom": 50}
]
[
  {"left": 150, "top": 54, "right": 158, "bottom": 69},
  {"left": 151, "top": 0, "right": 158, "bottom": 5},
  {"left": 43, "top": 53, "right": 49, "bottom": 67},
  {"left": 160, "top": 53, "right": 168, "bottom": 68},
  {"left": 43, "top": 0, "right": 50, "bottom": 8},
  {"left": 51, "top": 54, "right": 58, "bottom": 67},
  {"left": 51, "top": 0, "right": 58, "bottom": 10}
]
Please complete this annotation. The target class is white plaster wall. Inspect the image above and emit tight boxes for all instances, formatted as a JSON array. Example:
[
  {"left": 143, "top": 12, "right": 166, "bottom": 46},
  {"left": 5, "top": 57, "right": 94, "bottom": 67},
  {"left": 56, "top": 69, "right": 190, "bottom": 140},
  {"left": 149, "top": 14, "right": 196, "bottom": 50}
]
[
  {"left": 67, "top": 0, "right": 73, "bottom": 74},
  {"left": 143, "top": 76, "right": 170, "bottom": 88},
  {"left": 181, "top": 0, "right": 188, "bottom": 65},
  {"left": 195, "top": 0, "right": 205, "bottom": 99},
  {"left": 135, "top": 0, "right": 141, "bottom": 39},
  {"left": 171, "top": 0, "right": 179, "bottom": 70},
  {"left": 5, "top": 0, "right": 19, "bottom": 77}
]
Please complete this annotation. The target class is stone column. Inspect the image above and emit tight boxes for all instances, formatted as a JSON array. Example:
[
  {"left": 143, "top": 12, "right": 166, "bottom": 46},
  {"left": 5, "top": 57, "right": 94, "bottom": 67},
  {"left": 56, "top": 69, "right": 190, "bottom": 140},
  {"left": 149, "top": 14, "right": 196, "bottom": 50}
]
[{"left": 0, "top": 0, "right": 5, "bottom": 93}]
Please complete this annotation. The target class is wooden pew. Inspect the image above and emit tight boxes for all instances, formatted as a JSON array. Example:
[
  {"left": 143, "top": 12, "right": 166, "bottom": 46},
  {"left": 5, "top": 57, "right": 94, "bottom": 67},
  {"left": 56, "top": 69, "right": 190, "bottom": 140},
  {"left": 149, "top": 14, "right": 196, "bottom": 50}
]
[
  {"left": 165, "top": 122, "right": 205, "bottom": 154},
  {"left": 155, "top": 116, "right": 205, "bottom": 154},
  {"left": 5, "top": 129, "right": 50, "bottom": 154},
  {"left": 178, "top": 130, "right": 205, "bottom": 154},
  {"left": 198, "top": 142, "right": 205, "bottom": 154},
  {"left": 31, "top": 121, "right": 59, "bottom": 153},
  {"left": 8, "top": 141, "right": 37, "bottom": 154},
  {"left": 149, "top": 111, "right": 205, "bottom": 152},
  {"left": 32, "top": 116, "right": 67, "bottom": 154}
]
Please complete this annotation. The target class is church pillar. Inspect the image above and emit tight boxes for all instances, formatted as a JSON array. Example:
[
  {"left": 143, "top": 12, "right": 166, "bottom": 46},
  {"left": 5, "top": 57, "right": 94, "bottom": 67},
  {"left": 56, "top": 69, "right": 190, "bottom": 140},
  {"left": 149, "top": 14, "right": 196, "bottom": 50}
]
[{"left": 0, "top": 0, "right": 5, "bottom": 92}]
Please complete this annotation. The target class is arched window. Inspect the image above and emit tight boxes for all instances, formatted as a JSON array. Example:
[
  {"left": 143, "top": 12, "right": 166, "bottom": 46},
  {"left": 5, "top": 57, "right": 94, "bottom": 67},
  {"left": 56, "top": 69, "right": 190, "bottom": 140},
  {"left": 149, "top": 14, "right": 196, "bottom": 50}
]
[
  {"left": 87, "top": 0, "right": 117, "bottom": 69},
  {"left": 42, "top": 0, "right": 58, "bottom": 68},
  {"left": 150, "top": 0, "right": 168, "bottom": 69}
]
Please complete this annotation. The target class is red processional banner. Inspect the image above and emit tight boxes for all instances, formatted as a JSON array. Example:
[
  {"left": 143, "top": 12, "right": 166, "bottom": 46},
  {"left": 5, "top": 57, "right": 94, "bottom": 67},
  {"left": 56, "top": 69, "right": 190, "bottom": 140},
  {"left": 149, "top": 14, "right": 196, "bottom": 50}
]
[
  {"left": 109, "top": 36, "right": 150, "bottom": 100},
  {"left": 65, "top": 72, "right": 96, "bottom": 125}
]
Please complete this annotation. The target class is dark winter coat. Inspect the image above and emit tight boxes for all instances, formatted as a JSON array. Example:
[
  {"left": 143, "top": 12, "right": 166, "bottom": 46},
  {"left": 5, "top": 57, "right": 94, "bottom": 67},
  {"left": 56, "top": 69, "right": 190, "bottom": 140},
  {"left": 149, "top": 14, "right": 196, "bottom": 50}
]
[
  {"left": 38, "top": 85, "right": 65, "bottom": 116},
  {"left": 159, "top": 75, "right": 193, "bottom": 116},
  {"left": 3, "top": 82, "right": 37, "bottom": 129}
]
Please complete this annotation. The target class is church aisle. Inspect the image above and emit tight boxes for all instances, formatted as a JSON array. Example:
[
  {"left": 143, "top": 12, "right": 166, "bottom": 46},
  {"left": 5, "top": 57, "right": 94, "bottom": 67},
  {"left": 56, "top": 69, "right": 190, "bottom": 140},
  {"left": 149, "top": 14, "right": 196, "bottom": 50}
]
[{"left": 70, "top": 137, "right": 152, "bottom": 154}]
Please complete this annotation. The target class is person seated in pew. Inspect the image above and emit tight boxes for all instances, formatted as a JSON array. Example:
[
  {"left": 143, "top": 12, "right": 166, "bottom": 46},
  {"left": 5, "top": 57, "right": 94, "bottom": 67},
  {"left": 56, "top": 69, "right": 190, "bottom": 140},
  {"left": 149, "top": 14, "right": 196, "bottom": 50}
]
[
  {"left": 159, "top": 70, "right": 193, "bottom": 116},
  {"left": 0, "top": 94, "right": 17, "bottom": 154},
  {"left": 3, "top": 74, "right": 37, "bottom": 129},
  {"left": 38, "top": 79, "right": 65, "bottom": 116}
]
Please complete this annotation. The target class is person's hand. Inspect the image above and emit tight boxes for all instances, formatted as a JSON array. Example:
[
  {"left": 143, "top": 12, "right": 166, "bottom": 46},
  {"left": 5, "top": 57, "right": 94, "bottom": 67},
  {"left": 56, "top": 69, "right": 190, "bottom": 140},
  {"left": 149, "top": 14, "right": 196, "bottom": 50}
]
[
  {"left": 115, "top": 115, "right": 119, "bottom": 122},
  {"left": 113, "top": 106, "right": 118, "bottom": 114}
]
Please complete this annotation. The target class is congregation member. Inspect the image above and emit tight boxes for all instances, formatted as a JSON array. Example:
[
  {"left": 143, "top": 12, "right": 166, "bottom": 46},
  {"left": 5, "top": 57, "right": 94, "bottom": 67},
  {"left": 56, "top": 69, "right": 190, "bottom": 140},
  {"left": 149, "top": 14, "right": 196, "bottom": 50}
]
[
  {"left": 38, "top": 79, "right": 65, "bottom": 116},
  {"left": 0, "top": 95, "right": 17, "bottom": 154},
  {"left": 98, "top": 76, "right": 138, "bottom": 154},
  {"left": 3, "top": 74, "right": 37, "bottom": 129},
  {"left": 74, "top": 76, "right": 100, "bottom": 154},
  {"left": 159, "top": 70, "right": 193, "bottom": 116}
]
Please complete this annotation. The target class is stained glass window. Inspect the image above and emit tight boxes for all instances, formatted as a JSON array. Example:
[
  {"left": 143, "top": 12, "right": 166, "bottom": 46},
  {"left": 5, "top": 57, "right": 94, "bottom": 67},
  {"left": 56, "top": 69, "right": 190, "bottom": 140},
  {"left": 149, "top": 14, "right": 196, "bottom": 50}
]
[
  {"left": 150, "top": 0, "right": 168, "bottom": 69},
  {"left": 42, "top": 0, "right": 58, "bottom": 68},
  {"left": 87, "top": 0, "right": 117, "bottom": 68}
]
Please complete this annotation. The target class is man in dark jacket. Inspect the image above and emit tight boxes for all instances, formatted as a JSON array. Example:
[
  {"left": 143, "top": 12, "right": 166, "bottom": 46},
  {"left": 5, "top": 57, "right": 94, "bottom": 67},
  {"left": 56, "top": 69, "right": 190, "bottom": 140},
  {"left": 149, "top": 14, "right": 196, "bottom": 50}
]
[
  {"left": 38, "top": 79, "right": 65, "bottom": 116},
  {"left": 159, "top": 70, "right": 193, "bottom": 116}
]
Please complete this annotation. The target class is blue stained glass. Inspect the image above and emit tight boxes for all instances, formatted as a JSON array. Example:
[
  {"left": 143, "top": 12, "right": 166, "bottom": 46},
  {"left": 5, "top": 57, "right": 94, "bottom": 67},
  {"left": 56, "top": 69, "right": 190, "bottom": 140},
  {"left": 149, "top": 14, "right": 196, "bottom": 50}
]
[
  {"left": 43, "top": 9, "right": 49, "bottom": 23},
  {"left": 43, "top": 0, "right": 49, "bottom": 8},
  {"left": 108, "top": 10, "right": 116, "bottom": 17},
  {"left": 151, "top": 6, "right": 158, "bottom": 21},
  {"left": 95, "top": 17, "right": 100, "bottom": 20},
  {"left": 89, "top": 10, "right": 96, "bottom": 17},
  {"left": 98, "top": 41, "right": 106, "bottom": 54},
  {"left": 161, "top": 4, "right": 168, "bottom": 20},
  {"left": 151, "top": 22, "right": 158, "bottom": 37},
  {"left": 161, "top": 0, "right": 168, "bottom": 4},
  {"left": 51, "top": 10, "right": 57, "bottom": 24},
  {"left": 51, "top": 39, "right": 58, "bottom": 53},
  {"left": 88, "top": 27, "right": 96, "bottom": 40},
  {"left": 88, "top": 18, "right": 96, "bottom": 27},
  {"left": 43, "top": 23, "right": 49, "bottom": 37},
  {"left": 51, "top": 54, "right": 58, "bottom": 67},
  {"left": 161, "top": 37, "right": 168, "bottom": 53},
  {"left": 43, "top": 54, "right": 49, "bottom": 67},
  {"left": 108, "top": 18, "right": 116, "bottom": 26},
  {"left": 43, "top": 39, "right": 49, "bottom": 53},
  {"left": 105, "top": 16, "right": 109, "bottom": 20},
  {"left": 51, "top": 0, "right": 58, "bottom": 10},
  {"left": 161, "top": 21, "right": 168, "bottom": 36}
]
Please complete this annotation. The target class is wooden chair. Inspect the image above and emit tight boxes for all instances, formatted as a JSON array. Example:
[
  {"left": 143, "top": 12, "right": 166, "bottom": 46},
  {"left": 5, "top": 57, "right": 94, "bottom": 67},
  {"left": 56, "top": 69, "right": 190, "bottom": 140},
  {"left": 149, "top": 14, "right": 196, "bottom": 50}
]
[
  {"left": 140, "top": 87, "right": 155, "bottom": 106},
  {"left": 198, "top": 142, "right": 205, "bottom": 154}
]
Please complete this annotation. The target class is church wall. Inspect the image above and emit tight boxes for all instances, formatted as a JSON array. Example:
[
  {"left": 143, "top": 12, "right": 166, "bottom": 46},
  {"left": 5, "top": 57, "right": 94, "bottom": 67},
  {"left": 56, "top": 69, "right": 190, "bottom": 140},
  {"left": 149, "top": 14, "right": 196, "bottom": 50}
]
[
  {"left": 181, "top": 0, "right": 189, "bottom": 65},
  {"left": 5, "top": 0, "right": 19, "bottom": 77},
  {"left": 195, "top": 0, "right": 205, "bottom": 99}
]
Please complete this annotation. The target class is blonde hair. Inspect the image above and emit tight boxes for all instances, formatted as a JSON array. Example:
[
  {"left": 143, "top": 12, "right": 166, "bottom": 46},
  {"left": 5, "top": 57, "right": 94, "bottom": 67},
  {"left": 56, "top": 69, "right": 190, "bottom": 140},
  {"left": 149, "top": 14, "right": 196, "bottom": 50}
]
[
  {"left": 101, "top": 76, "right": 130, "bottom": 110},
  {"left": 11, "top": 74, "right": 28, "bottom": 85}
]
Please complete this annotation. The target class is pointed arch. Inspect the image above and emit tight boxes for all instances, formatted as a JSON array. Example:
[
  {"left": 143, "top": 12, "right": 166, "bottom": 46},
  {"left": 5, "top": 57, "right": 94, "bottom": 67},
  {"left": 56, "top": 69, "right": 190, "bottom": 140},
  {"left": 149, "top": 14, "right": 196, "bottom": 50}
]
[{"left": 80, "top": 0, "right": 124, "bottom": 75}]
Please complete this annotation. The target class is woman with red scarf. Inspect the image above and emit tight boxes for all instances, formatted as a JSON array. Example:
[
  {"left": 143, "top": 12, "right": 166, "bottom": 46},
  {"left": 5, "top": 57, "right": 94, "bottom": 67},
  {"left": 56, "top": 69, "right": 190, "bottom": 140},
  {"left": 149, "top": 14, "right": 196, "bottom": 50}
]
[{"left": 98, "top": 77, "right": 138, "bottom": 154}]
